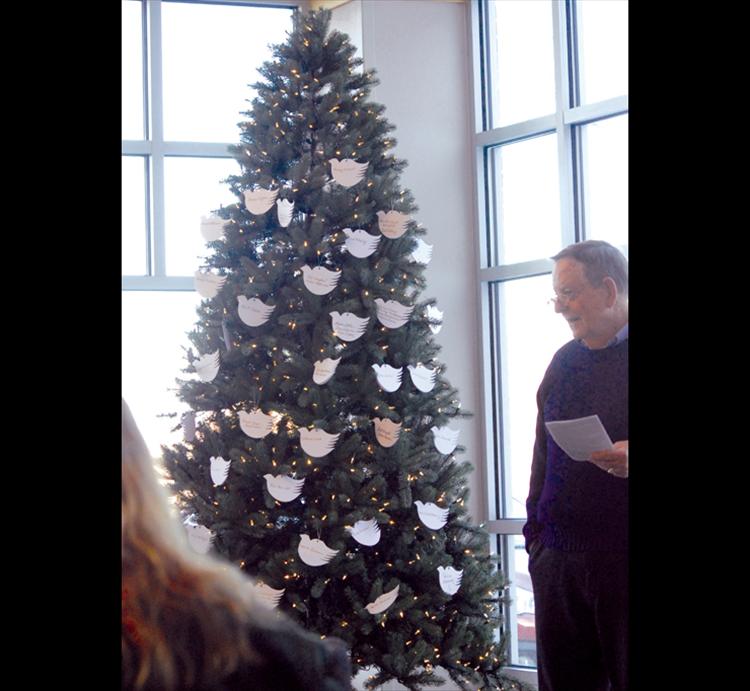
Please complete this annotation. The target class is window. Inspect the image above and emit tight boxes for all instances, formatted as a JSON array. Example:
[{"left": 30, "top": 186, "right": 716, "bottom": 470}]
[
  {"left": 471, "top": 0, "right": 628, "bottom": 680},
  {"left": 121, "top": 0, "right": 294, "bottom": 455}
]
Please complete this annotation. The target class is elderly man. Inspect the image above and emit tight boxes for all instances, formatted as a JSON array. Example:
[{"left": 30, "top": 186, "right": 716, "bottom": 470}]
[{"left": 524, "top": 240, "right": 628, "bottom": 691}]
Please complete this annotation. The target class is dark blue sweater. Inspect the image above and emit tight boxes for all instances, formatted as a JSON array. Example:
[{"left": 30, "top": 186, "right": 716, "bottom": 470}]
[{"left": 523, "top": 337, "right": 628, "bottom": 552}]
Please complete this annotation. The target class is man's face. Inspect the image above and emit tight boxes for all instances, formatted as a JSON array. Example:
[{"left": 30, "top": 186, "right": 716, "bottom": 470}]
[{"left": 552, "top": 258, "right": 613, "bottom": 349}]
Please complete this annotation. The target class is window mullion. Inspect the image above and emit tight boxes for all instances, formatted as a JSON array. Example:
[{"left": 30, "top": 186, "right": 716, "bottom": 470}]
[
  {"left": 552, "top": 0, "right": 577, "bottom": 247},
  {"left": 149, "top": 0, "right": 166, "bottom": 278}
]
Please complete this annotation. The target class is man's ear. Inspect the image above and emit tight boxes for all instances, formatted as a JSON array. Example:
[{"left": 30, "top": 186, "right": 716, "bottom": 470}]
[{"left": 602, "top": 276, "right": 618, "bottom": 308}]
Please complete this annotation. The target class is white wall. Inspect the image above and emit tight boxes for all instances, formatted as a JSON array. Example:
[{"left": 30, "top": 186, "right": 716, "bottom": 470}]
[{"left": 357, "top": 0, "right": 484, "bottom": 524}]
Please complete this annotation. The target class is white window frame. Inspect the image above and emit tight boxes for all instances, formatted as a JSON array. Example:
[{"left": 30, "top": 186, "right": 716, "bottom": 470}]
[
  {"left": 121, "top": 0, "right": 302, "bottom": 293},
  {"left": 468, "top": 0, "right": 628, "bottom": 684}
]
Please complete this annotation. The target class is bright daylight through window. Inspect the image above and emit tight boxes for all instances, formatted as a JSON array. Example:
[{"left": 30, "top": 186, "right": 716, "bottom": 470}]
[{"left": 121, "top": 1, "right": 293, "bottom": 456}]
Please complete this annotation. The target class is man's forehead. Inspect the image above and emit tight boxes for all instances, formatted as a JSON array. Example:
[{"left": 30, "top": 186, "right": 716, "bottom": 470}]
[{"left": 553, "top": 258, "right": 586, "bottom": 285}]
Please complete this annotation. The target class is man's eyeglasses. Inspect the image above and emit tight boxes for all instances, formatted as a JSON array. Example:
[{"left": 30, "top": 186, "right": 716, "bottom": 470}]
[{"left": 547, "top": 289, "right": 580, "bottom": 307}]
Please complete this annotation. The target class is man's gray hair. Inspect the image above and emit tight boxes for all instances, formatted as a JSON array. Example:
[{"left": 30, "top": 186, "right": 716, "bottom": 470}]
[{"left": 552, "top": 240, "right": 628, "bottom": 296}]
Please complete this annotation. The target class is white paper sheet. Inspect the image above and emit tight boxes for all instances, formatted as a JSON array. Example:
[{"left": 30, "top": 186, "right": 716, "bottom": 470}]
[{"left": 544, "top": 414, "right": 613, "bottom": 461}]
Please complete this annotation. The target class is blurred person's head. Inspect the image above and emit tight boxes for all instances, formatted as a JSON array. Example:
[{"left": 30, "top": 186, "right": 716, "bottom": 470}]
[{"left": 122, "top": 399, "right": 265, "bottom": 690}]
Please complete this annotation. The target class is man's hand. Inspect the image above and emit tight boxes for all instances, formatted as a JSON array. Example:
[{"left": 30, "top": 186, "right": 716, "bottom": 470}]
[{"left": 590, "top": 440, "right": 628, "bottom": 478}]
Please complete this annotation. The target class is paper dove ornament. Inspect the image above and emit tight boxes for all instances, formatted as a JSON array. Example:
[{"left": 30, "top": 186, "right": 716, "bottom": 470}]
[
  {"left": 298, "top": 534, "right": 339, "bottom": 566},
  {"left": 237, "top": 296, "right": 275, "bottom": 327},
  {"left": 408, "top": 364, "right": 437, "bottom": 392},
  {"left": 243, "top": 187, "right": 278, "bottom": 215},
  {"left": 264, "top": 474, "right": 305, "bottom": 503},
  {"left": 342, "top": 228, "right": 381, "bottom": 258},
  {"left": 414, "top": 500, "right": 450, "bottom": 530},
  {"left": 210, "top": 456, "right": 230, "bottom": 485},
  {"left": 194, "top": 270, "right": 227, "bottom": 299},
  {"left": 437, "top": 566, "right": 463, "bottom": 595},
  {"left": 194, "top": 350, "right": 220, "bottom": 382},
  {"left": 425, "top": 305, "right": 443, "bottom": 334},
  {"left": 251, "top": 583, "right": 285, "bottom": 609},
  {"left": 239, "top": 409, "right": 275, "bottom": 439},
  {"left": 372, "top": 364, "right": 403, "bottom": 393},
  {"left": 365, "top": 585, "right": 400, "bottom": 614},
  {"left": 329, "top": 158, "right": 368, "bottom": 187},
  {"left": 410, "top": 238, "right": 433, "bottom": 264},
  {"left": 299, "top": 428, "right": 340, "bottom": 457},
  {"left": 186, "top": 523, "right": 214, "bottom": 554},
  {"left": 377, "top": 210, "right": 409, "bottom": 239},
  {"left": 330, "top": 311, "right": 369, "bottom": 342},
  {"left": 432, "top": 425, "right": 460, "bottom": 455},
  {"left": 182, "top": 411, "right": 196, "bottom": 442},
  {"left": 200, "top": 214, "right": 227, "bottom": 241},
  {"left": 346, "top": 519, "right": 381, "bottom": 547},
  {"left": 373, "top": 418, "right": 402, "bottom": 448},
  {"left": 276, "top": 198, "right": 294, "bottom": 227},
  {"left": 301, "top": 265, "right": 341, "bottom": 295},
  {"left": 374, "top": 298, "right": 414, "bottom": 329},
  {"left": 312, "top": 357, "right": 341, "bottom": 385}
]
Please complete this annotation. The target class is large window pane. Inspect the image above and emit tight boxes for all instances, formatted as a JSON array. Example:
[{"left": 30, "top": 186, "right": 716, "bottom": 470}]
[
  {"left": 580, "top": 114, "right": 628, "bottom": 253},
  {"left": 489, "top": 0, "right": 555, "bottom": 128},
  {"left": 576, "top": 0, "right": 628, "bottom": 105},
  {"left": 122, "top": 156, "right": 148, "bottom": 276},
  {"left": 164, "top": 156, "right": 239, "bottom": 276},
  {"left": 494, "top": 276, "right": 570, "bottom": 519},
  {"left": 122, "top": 0, "right": 145, "bottom": 140},
  {"left": 122, "top": 290, "right": 203, "bottom": 457},
  {"left": 161, "top": 2, "right": 293, "bottom": 142},
  {"left": 489, "top": 134, "right": 562, "bottom": 267}
]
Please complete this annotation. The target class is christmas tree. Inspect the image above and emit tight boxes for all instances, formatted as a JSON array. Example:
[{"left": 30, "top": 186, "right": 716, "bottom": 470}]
[{"left": 163, "top": 9, "right": 524, "bottom": 691}]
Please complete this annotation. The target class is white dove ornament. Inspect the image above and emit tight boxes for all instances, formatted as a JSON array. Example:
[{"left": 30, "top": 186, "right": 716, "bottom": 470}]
[
  {"left": 186, "top": 524, "right": 214, "bottom": 554},
  {"left": 372, "top": 364, "right": 403, "bottom": 393},
  {"left": 276, "top": 198, "right": 294, "bottom": 227},
  {"left": 313, "top": 357, "right": 341, "bottom": 385},
  {"left": 298, "top": 534, "right": 339, "bottom": 566},
  {"left": 299, "top": 428, "right": 340, "bottom": 457},
  {"left": 330, "top": 311, "right": 369, "bottom": 342},
  {"left": 432, "top": 425, "right": 460, "bottom": 455},
  {"left": 414, "top": 501, "right": 450, "bottom": 530},
  {"left": 263, "top": 474, "right": 305, "bottom": 503},
  {"left": 209, "top": 456, "right": 231, "bottom": 485},
  {"left": 243, "top": 187, "right": 278, "bottom": 215},
  {"left": 251, "top": 583, "right": 285, "bottom": 609},
  {"left": 365, "top": 585, "right": 400, "bottom": 615},
  {"left": 342, "top": 228, "right": 381, "bottom": 258},
  {"left": 329, "top": 158, "right": 368, "bottom": 187},
  {"left": 410, "top": 238, "right": 433, "bottom": 264},
  {"left": 237, "top": 296, "right": 275, "bottom": 327},
  {"left": 200, "top": 214, "right": 227, "bottom": 241},
  {"left": 239, "top": 409, "right": 275, "bottom": 439},
  {"left": 194, "top": 350, "right": 220, "bottom": 382},
  {"left": 194, "top": 270, "right": 227, "bottom": 299},
  {"left": 373, "top": 418, "right": 402, "bottom": 448},
  {"left": 376, "top": 210, "right": 409, "bottom": 239},
  {"left": 301, "top": 265, "right": 341, "bottom": 295},
  {"left": 426, "top": 305, "right": 443, "bottom": 334},
  {"left": 437, "top": 566, "right": 463, "bottom": 596},
  {"left": 408, "top": 364, "right": 437, "bottom": 393},
  {"left": 346, "top": 519, "right": 381, "bottom": 547},
  {"left": 374, "top": 298, "right": 414, "bottom": 329}
]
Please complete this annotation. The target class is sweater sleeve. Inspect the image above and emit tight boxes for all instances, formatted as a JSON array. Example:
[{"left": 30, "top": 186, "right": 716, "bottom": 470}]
[{"left": 523, "top": 372, "right": 551, "bottom": 553}]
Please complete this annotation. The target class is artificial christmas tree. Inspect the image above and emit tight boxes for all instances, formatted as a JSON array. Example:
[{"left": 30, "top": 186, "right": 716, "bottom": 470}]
[{"left": 163, "top": 9, "right": 525, "bottom": 690}]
